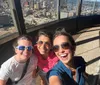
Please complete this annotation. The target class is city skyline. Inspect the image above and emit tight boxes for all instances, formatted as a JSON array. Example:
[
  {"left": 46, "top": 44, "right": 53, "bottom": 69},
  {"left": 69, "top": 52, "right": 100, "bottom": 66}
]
[{"left": 85, "top": 0, "right": 100, "bottom": 2}]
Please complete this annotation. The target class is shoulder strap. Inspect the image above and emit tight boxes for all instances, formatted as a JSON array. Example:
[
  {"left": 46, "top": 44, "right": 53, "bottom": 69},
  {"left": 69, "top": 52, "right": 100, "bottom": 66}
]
[{"left": 15, "top": 58, "right": 30, "bottom": 84}]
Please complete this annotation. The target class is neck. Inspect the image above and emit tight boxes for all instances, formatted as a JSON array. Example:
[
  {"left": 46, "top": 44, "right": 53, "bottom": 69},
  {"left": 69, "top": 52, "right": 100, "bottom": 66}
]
[
  {"left": 41, "top": 54, "right": 48, "bottom": 60},
  {"left": 65, "top": 59, "right": 75, "bottom": 69}
]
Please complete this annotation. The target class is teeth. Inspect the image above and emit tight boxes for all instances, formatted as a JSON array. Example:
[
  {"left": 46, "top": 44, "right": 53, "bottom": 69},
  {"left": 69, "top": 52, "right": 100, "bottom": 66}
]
[{"left": 60, "top": 54, "right": 66, "bottom": 57}]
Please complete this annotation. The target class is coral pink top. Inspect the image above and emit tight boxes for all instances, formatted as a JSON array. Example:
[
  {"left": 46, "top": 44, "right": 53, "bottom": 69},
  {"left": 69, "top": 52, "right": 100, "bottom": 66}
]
[{"left": 34, "top": 45, "right": 59, "bottom": 72}]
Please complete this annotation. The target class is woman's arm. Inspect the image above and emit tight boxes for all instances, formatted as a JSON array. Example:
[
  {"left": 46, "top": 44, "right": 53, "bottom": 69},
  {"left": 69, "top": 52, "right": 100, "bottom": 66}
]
[
  {"left": 32, "top": 66, "right": 39, "bottom": 78},
  {"left": 49, "top": 76, "right": 62, "bottom": 85},
  {"left": 40, "top": 75, "right": 47, "bottom": 85},
  {"left": 0, "top": 80, "right": 6, "bottom": 85}
]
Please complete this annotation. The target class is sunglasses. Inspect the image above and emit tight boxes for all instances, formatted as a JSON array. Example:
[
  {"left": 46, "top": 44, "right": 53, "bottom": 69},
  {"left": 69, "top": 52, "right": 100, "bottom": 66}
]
[
  {"left": 16, "top": 46, "right": 33, "bottom": 51},
  {"left": 53, "top": 42, "right": 71, "bottom": 52},
  {"left": 37, "top": 41, "right": 50, "bottom": 47}
]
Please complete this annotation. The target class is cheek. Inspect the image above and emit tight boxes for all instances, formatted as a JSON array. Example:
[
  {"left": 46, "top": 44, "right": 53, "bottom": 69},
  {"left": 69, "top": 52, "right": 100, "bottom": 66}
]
[
  {"left": 45, "top": 44, "right": 52, "bottom": 50},
  {"left": 37, "top": 45, "right": 42, "bottom": 51},
  {"left": 37, "top": 44, "right": 40, "bottom": 49},
  {"left": 66, "top": 48, "right": 72, "bottom": 53},
  {"left": 46, "top": 46, "right": 51, "bottom": 51},
  {"left": 15, "top": 49, "right": 19, "bottom": 54},
  {"left": 68, "top": 50, "right": 73, "bottom": 58},
  {"left": 15, "top": 49, "right": 22, "bottom": 54},
  {"left": 54, "top": 52, "right": 59, "bottom": 57}
]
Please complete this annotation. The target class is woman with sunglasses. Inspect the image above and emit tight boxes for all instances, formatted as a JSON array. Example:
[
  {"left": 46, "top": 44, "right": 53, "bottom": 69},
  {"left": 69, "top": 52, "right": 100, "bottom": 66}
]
[
  {"left": 47, "top": 28, "right": 86, "bottom": 85},
  {"left": 0, "top": 35, "right": 37, "bottom": 85},
  {"left": 34, "top": 30, "right": 59, "bottom": 85}
]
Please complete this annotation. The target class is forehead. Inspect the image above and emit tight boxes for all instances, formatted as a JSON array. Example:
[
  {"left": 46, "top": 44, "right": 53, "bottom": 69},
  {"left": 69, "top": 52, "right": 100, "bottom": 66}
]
[
  {"left": 53, "top": 35, "right": 69, "bottom": 45},
  {"left": 38, "top": 35, "right": 50, "bottom": 42},
  {"left": 18, "top": 39, "right": 32, "bottom": 46}
]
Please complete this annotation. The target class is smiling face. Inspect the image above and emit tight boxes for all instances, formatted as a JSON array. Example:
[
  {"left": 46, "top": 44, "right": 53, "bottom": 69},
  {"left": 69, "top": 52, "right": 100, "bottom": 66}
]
[
  {"left": 53, "top": 35, "right": 73, "bottom": 65},
  {"left": 15, "top": 39, "right": 33, "bottom": 62},
  {"left": 37, "top": 35, "right": 51, "bottom": 59}
]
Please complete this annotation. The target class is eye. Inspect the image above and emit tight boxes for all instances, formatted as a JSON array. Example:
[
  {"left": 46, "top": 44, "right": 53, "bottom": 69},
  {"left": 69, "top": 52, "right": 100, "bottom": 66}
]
[
  {"left": 61, "top": 42, "right": 70, "bottom": 49},
  {"left": 16, "top": 46, "right": 33, "bottom": 51},
  {"left": 16, "top": 46, "right": 25, "bottom": 50},
  {"left": 45, "top": 42, "right": 51, "bottom": 46},
  {"left": 37, "top": 41, "right": 43, "bottom": 45},
  {"left": 27, "top": 46, "right": 33, "bottom": 51}
]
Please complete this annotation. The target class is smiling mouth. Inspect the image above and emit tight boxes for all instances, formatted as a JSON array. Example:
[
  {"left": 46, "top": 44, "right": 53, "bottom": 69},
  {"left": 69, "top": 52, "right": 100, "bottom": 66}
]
[
  {"left": 23, "top": 53, "right": 29, "bottom": 57},
  {"left": 60, "top": 53, "right": 68, "bottom": 58}
]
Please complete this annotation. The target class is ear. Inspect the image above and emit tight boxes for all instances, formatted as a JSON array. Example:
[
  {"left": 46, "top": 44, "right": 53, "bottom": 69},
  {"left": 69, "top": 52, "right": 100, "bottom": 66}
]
[{"left": 14, "top": 48, "right": 18, "bottom": 54}]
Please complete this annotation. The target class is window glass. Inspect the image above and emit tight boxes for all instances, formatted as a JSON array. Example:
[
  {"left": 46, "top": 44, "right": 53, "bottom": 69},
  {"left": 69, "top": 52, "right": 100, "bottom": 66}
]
[
  {"left": 20, "top": 0, "right": 58, "bottom": 29},
  {"left": 0, "top": 0, "right": 18, "bottom": 44},
  {"left": 81, "top": 0, "right": 100, "bottom": 15},
  {"left": 60, "top": 0, "right": 78, "bottom": 19},
  {"left": 93, "top": 0, "right": 100, "bottom": 14}
]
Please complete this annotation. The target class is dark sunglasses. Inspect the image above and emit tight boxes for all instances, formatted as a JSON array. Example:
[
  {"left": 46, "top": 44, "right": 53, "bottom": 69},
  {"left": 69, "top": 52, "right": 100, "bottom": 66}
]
[
  {"left": 53, "top": 42, "right": 71, "bottom": 52},
  {"left": 16, "top": 46, "right": 33, "bottom": 51},
  {"left": 37, "top": 41, "right": 50, "bottom": 46}
]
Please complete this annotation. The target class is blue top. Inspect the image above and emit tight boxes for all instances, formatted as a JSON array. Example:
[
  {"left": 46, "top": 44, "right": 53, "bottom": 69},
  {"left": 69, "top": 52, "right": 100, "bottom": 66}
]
[{"left": 47, "top": 57, "right": 86, "bottom": 85}]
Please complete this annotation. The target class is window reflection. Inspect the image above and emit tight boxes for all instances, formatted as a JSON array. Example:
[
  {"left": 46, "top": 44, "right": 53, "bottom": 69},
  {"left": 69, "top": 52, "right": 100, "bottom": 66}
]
[
  {"left": 0, "top": 0, "right": 17, "bottom": 41},
  {"left": 81, "top": 0, "right": 100, "bottom": 16},
  {"left": 60, "top": 0, "right": 77, "bottom": 18},
  {"left": 21, "top": 0, "right": 58, "bottom": 29},
  {"left": 81, "top": 0, "right": 94, "bottom": 15},
  {"left": 0, "top": 0, "right": 100, "bottom": 44},
  {"left": 94, "top": 0, "right": 100, "bottom": 14}
]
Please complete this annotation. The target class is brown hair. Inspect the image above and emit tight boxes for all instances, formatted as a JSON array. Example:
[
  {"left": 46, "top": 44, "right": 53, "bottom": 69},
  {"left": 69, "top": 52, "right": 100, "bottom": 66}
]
[
  {"left": 13, "top": 35, "right": 33, "bottom": 48},
  {"left": 36, "top": 29, "right": 53, "bottom": 44},
  {"left": 53, "top": 28, "right": 76, "bottom": 51}
]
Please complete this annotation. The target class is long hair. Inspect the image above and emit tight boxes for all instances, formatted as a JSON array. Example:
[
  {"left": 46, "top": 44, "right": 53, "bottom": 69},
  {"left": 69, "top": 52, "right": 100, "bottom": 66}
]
[
  {"left": 53, "top": 27, "right": 76, "bottom": 51},
  {"left": 36, "top": 29, "right": 53, "bottom": 44}
]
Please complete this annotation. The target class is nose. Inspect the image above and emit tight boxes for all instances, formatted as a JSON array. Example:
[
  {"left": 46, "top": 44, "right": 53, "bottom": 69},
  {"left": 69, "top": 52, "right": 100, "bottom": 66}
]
[
  {"left": 58, "top": 46, "right": 64, "bottom": 52},
  {"left": 40, "top": 43, "right": 46, "bottom": 49},
  {"left": 24, "top": 48, "right": 29, "bottom": 52}
]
